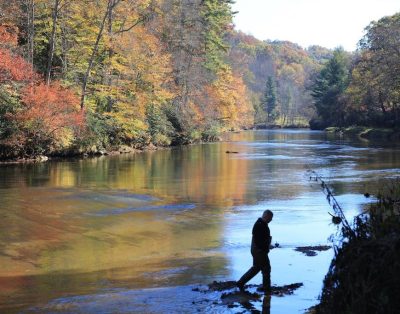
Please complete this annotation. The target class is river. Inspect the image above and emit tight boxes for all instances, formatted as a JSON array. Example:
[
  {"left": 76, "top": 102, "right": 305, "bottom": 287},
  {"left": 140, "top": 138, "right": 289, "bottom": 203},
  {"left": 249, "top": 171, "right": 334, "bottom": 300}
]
[{"left": 0, "top": 130, "right": 399, "bottom": 313}]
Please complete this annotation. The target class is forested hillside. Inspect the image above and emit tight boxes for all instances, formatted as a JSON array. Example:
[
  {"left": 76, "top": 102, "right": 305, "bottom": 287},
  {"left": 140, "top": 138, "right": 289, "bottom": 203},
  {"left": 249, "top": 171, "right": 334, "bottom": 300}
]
[
  {"left": 0, "top": 0, "right": 256, "bottom": 159},
  {"left": 227, "top": 32, "right": 332, "bottom": 126},
  {"left": 0, "top": 0, "right": 334, "bottom": 160}
]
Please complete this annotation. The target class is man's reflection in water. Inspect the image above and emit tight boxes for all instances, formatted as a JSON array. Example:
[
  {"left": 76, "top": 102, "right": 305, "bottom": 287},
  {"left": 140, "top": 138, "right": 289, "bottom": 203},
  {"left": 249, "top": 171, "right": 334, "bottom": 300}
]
[
  {"left": 236, "top": 292, "right": 271, "bottom": 313},
  {"left": 262, "top": 294, "right": 271, "bottom": 314}
]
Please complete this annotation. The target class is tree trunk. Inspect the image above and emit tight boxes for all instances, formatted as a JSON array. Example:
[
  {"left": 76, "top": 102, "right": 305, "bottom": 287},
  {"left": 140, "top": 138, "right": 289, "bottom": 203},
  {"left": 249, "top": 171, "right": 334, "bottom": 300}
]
[
  {"left": 25, "top": 0, "right": 35, "bottom": 64},
  {"left": 45, "top": 0, "right": 60, "bottom": 85},
  {"left": 60, "top": 9, "right": 68, "bottom": 75},
  {"left": 80, "top": 0, "right": 118, "bottom": 110}
]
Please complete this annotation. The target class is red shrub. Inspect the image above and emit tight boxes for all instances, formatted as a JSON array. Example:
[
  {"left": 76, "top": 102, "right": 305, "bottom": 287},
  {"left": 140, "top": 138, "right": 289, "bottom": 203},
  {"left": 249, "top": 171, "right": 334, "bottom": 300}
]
[
  {"left": 0, "top": 48, "right": 36, "bottom": 83},
  {"left": 19, "top": 82, "right": 83, "bottom": 135}
]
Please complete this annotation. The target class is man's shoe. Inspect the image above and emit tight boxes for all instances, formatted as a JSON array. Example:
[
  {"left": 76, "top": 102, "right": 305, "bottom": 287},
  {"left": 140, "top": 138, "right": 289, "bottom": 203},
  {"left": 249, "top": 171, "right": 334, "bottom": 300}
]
[{"left": 236, "top": 281, "right": 245, "bottom": 292}]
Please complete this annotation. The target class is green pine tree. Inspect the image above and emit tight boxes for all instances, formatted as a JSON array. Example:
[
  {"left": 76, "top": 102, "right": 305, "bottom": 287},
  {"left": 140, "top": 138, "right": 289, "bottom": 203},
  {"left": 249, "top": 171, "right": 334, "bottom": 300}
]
[
  {"left": 263, "top": 76, "right": 277, "bottom": 123},
  {"left": 311, "top": 48, "right": 350, "bottom": 128}
]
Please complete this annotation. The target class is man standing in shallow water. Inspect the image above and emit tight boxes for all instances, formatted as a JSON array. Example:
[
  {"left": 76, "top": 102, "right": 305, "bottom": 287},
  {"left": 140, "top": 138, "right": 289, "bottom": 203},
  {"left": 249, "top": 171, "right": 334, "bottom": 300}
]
[{"left": 237, "top": 210, "right": 273, "bottom": 293}]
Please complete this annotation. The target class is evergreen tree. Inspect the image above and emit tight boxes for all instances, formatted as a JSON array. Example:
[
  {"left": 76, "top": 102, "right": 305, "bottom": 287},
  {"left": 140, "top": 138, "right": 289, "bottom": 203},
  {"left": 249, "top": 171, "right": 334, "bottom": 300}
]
[
  {"left": 263, "top": 76, "right": 277, "bottom": 123},
  {"left": 311, "top": 48, "right": 350, "bottom": 128},
  {"left": 201, "top": 0, "right": 234, "bottom": 73}
]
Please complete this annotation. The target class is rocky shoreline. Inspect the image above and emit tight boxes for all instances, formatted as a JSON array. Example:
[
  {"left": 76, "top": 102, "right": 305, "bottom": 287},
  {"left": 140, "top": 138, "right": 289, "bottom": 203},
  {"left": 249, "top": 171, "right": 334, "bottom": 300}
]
[{"left": 325, "top": 126, "right": 400, "bottom": 140}]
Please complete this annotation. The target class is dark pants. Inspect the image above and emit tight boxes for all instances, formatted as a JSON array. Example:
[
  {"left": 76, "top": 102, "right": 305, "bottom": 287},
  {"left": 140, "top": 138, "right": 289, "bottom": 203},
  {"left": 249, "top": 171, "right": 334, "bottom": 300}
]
[{"left": 237, "top": 248, "right": 271, "bottom": 290}]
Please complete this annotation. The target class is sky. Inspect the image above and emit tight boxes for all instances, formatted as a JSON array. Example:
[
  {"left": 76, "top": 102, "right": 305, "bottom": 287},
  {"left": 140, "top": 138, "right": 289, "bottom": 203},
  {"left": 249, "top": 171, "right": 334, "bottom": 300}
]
[{"left": 232, "top": 0, "right": 400, "bottom": 51}]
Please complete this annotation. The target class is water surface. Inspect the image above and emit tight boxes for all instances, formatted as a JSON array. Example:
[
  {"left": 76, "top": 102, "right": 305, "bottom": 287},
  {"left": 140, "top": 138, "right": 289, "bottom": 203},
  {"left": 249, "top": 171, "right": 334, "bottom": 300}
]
[{"left": 1, "top": 130, "right": 399, "bottom": 313}]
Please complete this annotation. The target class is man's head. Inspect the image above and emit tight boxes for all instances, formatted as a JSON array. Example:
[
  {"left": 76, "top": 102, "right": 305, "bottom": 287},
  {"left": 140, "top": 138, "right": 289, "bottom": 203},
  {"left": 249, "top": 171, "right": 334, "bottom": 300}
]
[{"left": 262, "top": 210, "right": 273, "bottom": 223}]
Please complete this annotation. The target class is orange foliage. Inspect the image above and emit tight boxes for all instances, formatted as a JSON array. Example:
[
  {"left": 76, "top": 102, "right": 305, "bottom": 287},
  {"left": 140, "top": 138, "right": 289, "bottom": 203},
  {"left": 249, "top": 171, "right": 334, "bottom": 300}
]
[
  {"left": 232, "top": 74, "right": 254, "bottom": 128},
  {"left": 203, "top": 69, "right": 254, "bottom": 129},
  {"left": 0, "top": 48, "right": 36, "bottom": 83},
  {"left": 19, "top": 83, "right": 83, "bottom": 135},
  {"left": 0, "top": 24, "right": 19, "bottom": 46}
]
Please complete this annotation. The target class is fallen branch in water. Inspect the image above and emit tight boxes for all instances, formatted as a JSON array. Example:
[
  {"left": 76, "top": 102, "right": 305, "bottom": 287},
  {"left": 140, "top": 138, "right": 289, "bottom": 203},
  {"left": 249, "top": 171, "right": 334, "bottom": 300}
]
[
  {"left": 311, "top": 177, "right": 400, "bottom": 314},
  {"left": 307, "top": 170, "right": 356, "bottom": 240}
]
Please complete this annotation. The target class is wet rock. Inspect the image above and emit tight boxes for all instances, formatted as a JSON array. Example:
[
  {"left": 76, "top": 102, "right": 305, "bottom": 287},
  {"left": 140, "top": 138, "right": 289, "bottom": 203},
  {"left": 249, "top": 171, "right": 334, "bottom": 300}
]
[
  {"left": 270, "top": 283, "right": 303, "bottom": 296},
  {"left": 119, "top": 145, "right": 135, "bottom": 154},
  {"left": 295, "top": 245, "right": 331, "bottom": 256},
  {"left": 146, "top": 143, "right": 157, "bottom": 151},
  {"left": 193, "top": 281, "right": 303, "bottom": 312},
  {"left": 202, "top": 280, "right": 303, "bottom": 296},
  {"left": 35, "top": 155, "right": 49, "bottom": 162},
  {"left": 270, "top": 242, "right": 280, "bottom": 250},
  {"left": 246, "top": 282, "right": 304, "bottom": 296},
  {"left": 207, "top": 280, "right": 237, "bottom": 291}
]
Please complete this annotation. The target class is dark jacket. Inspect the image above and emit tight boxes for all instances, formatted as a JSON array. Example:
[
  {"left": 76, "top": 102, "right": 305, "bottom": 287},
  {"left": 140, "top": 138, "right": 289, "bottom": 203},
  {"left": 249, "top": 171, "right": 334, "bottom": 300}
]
[{"left": 251, "top": 218, "right": 271, "bottom": 253}]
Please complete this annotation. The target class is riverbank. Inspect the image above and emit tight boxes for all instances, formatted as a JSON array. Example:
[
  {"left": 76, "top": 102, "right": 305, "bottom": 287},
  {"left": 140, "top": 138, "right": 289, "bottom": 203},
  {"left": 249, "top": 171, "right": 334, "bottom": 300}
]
[
  {"left": 0, "top": 145, "right": 145, "bottom": 164},
  {"left": 254, "top": 123, "right": 309, "bottom": 129},
  {"left": 5, "top": 125, "right": 400, "bottom": 164},
  {"left": 0, "top": 124, "right": 248, "bottom": 163},
  {"left": 0, "top": 135, "right": 221, "bottom": 164},
  {"left": 325, "top": 126, "right": 400, "bottom": 140},
  {"left": 315, "top": 179, "right": 400, "bottom": 314}
]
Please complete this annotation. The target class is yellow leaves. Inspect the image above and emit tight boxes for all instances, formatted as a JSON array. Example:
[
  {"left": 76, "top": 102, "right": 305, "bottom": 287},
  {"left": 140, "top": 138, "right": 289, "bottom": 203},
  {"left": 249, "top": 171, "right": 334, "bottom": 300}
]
[
  {"left": 110, "top": 24, "right": 174, "bottom": 107},
  {"left": 204, "top": 68, "right": 254, "bottom": 129},
  {"left": 106, "top": 100, "right": 148, "bottom": 141},
  {"left": 277, "top": 63, "right": 305, "bottom": 85}
]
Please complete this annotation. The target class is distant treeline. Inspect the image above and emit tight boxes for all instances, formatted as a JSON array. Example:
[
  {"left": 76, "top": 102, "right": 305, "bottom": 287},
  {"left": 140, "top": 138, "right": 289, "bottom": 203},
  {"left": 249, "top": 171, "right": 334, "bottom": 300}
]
[{"left": 227, "top": 33, "right": 332, "bottom": 127}]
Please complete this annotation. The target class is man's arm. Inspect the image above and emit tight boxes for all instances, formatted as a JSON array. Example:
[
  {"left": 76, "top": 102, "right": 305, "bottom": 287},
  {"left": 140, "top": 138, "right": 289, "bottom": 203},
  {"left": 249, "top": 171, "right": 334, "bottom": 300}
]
[{"left": 253, "top": 222, "right": 270, "bottom": 252}]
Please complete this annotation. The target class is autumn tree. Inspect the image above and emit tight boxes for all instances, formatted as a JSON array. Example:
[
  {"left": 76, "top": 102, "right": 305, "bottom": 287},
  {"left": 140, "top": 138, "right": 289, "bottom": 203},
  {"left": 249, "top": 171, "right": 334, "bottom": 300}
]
[
  {"left": 0, "top": 19, "right": 82, "bottom": 158},
  {"left": 0, "top": 24, "right": 34, "bottom": 157},
  {"left": 45, "top": 0, "right": 61, "bottom": 85},
  {"left": 18, "top": 82, "right": 83, "bottom": 155},
  {"left": 159, "top": 0, "right": 210, "bottom": 134},
  {"left": 346, "top": 13, "right": 400, "bottom": 127}
]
